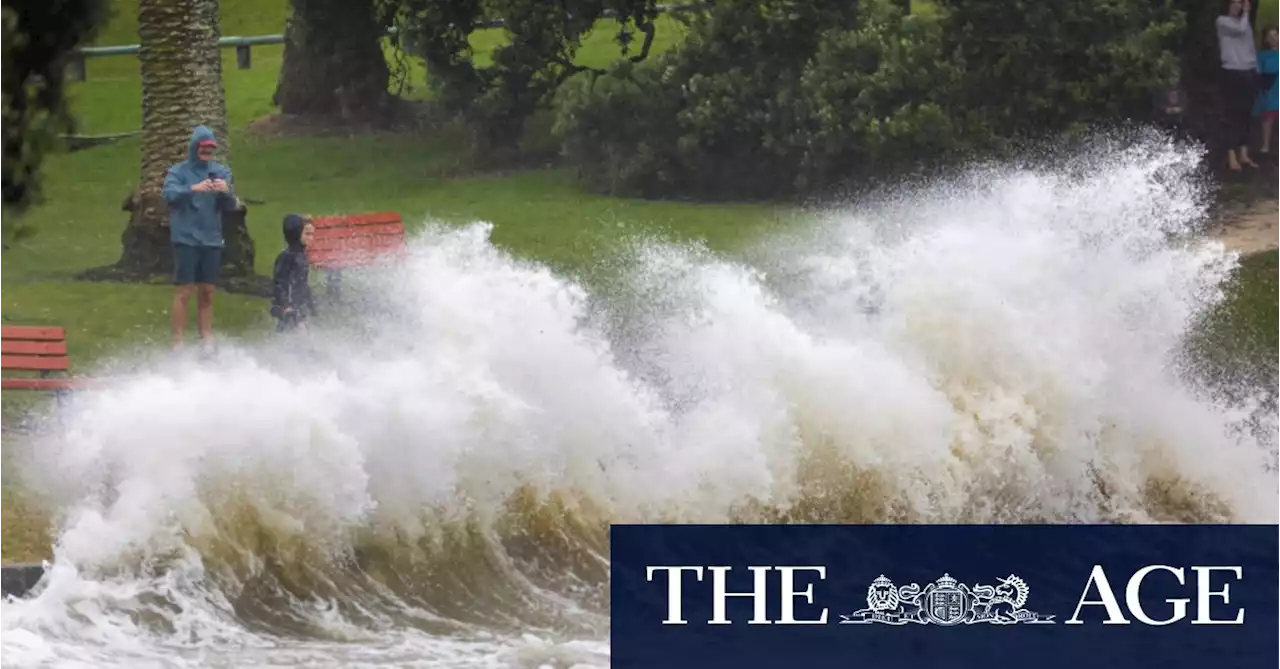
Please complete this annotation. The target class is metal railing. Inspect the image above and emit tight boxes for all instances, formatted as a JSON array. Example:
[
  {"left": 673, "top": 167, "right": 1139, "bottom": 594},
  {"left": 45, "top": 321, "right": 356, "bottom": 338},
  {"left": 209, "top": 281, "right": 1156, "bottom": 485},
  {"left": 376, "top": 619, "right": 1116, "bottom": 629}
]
[
  {"left": 68, "top": 4, "right": 704, "bottom": 82},
  {"left": 70, "top": 35, "right": 282, "bottom": 79}
]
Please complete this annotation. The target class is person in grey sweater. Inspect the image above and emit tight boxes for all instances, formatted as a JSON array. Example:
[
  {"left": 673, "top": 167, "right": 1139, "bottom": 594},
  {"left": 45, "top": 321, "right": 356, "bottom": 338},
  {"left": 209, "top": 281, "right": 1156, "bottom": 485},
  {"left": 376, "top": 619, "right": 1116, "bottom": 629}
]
[{"left": 1216, "top": 0, "right": 1260, "bottom": 171}]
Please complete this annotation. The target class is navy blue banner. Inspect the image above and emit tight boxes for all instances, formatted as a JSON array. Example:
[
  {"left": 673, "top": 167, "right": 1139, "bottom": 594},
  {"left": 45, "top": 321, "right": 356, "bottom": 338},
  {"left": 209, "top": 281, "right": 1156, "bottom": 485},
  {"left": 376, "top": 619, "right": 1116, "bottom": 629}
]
[{"left": 610, "top": 524, "right": 1279, "bottom": 669}]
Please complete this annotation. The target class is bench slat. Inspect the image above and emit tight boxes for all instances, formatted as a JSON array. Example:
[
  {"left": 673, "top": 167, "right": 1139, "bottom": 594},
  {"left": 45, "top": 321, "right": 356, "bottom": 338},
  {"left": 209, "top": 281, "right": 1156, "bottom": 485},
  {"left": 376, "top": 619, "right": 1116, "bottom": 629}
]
[
  {"left": 1, "top": 326, "right": 67, "bottom": 342},
  {"left": 311, "top": 212, "right": 403, "bottom": 228},
  {"left": 308, "top": 250, "right": 403, "bottom": 266},
  {"left": 309, "top": 246, "right": 405, "bottom": 261},
  {"left": 305, "top": 212, "right": 406, "bottom": 271},
  {"left": 312, "top": 223, "right": 404, "bottom": 239},
  {"left": 310, "top": 249, "right": 405, "bottom": 268},
  {"left": 1, "top": 378, "right": 84, "bottom": 391},
  {"left": 309, "top": 247, "right": 403, "bottom": 261},
  {"left": 0, "top": 341, "right": 68, "bottom": 356},
  {"left": 2, "top": 355, "right": 71, "bottom": 371},
  {"left": 309, "top": 236, "right": 405, "bottom": 252},
  {"left": 1, "top": 324, "right": 83, "bottom": 393},
  {"left": 309, "top": 239, "right": 402, "bottom": 251}
]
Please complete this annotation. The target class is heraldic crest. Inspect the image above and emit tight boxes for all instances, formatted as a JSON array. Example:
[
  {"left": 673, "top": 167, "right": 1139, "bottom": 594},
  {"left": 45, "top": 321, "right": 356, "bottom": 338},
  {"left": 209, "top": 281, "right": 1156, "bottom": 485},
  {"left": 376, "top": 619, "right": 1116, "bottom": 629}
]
[{"left": 839, "top": 573, "right": 1056, "bottom": 626}]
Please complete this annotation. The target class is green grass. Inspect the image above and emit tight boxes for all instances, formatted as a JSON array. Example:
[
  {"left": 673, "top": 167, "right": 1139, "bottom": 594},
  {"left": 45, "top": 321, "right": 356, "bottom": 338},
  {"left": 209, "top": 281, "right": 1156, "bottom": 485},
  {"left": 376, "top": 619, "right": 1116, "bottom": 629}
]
[
  {"left": 0, "top": 487, "right": 50, "bottom": 564},
  {"left": 1185, "top": 250, "right": 1279, "bottom": 397}
]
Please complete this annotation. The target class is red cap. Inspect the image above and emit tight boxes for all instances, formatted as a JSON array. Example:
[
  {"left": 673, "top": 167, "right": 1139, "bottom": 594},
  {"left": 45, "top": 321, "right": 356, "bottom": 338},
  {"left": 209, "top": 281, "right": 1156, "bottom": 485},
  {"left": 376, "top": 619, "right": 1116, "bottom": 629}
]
[{"left": 198, "top": 139, "right": 217, "bottom": 147}]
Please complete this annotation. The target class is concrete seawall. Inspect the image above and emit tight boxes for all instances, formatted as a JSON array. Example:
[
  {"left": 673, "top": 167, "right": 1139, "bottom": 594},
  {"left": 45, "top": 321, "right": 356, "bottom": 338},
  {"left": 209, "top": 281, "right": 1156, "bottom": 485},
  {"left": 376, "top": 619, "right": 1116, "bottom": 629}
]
[{"left": 2, "top": 562, "right": 48, "bottom": 599}]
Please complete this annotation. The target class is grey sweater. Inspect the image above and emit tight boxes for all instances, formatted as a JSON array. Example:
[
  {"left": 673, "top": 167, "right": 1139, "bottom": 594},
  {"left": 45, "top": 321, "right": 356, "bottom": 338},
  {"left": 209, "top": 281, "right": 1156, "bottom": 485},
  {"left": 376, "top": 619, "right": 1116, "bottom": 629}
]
[{"left": 1217, "top": 15, "right": 1258, "bottom": 71}]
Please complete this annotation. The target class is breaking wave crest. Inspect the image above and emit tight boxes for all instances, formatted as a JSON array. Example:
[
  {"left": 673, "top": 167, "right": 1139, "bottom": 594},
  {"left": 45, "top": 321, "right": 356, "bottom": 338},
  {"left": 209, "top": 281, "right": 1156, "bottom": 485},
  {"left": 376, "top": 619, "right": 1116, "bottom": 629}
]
[{"left": 3, "top": 135, "right": 1275, "bottom": 667}]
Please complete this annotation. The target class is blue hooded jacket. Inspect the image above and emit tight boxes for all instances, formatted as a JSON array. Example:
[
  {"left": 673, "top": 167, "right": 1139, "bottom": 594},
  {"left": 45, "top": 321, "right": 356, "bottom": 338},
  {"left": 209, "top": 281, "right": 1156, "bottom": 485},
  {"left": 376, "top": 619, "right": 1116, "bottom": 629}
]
[
  {"left": 162, "top": 125, "right": 236, "bottom": 247},
  {"left": 1256, "top": 49, "right": 1278, "bottom": 114}
]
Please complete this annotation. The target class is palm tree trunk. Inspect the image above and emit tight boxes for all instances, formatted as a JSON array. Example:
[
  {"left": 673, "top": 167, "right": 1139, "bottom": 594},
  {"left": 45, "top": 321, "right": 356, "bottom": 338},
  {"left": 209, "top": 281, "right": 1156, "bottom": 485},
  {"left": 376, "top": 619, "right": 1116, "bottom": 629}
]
[{"left": 108, "top": 0, "right": 256, "bottom": 282}]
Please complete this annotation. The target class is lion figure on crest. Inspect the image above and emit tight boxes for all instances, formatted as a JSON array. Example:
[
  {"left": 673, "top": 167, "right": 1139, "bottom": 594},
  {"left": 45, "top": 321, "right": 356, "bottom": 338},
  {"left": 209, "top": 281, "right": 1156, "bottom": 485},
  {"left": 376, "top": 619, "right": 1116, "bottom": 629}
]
[
  {"left": 864, "top": 575, "right": 923, "bottom": 621},
  {"left": 866, "top": 575, "right": 900, "bottom": 612}
]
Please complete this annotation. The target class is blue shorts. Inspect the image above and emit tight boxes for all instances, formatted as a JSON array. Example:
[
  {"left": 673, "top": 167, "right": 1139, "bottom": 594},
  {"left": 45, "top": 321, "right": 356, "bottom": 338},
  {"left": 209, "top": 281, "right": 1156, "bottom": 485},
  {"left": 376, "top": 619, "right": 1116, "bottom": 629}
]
[{"left": 173, "top": 244, "right": 222, "bottom": 285}]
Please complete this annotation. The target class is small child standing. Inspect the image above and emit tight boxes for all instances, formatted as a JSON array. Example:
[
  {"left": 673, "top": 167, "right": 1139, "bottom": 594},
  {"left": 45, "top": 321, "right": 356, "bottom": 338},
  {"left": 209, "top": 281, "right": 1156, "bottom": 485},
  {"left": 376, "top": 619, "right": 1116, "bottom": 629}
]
[
  {"left": 1256, "top": 27, "right": 1279, "bottom": 155},
  {"left": 271, "top": 213, "right": 317, "bottom": 332}
]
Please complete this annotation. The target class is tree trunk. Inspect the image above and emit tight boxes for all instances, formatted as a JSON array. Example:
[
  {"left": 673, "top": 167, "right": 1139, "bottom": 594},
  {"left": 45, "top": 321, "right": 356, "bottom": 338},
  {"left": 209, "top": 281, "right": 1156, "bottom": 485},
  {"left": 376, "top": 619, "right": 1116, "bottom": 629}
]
[
  {"left": 1172, "top": 1, "right": 1229, "bottom": 161},
  {"left": 273, "top": 0, "right": 395, "bottom": 123},
  {"left": 102, "top": 0, "right": 257, "bottom": 286}
]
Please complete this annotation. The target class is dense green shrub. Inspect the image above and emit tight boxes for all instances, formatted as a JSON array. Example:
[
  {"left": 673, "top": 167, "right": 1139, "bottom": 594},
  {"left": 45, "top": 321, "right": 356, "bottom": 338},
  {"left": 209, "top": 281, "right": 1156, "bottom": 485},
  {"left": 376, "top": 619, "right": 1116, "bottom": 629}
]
[
  {"left": 935, "top": 0, "right": 1184, "bottom": 139},
  {"left": 555, "top": 0, "right": 1186, "bottom": 200},
  {"left": 556, "top": 0, "right": 861, "bottom": 199},
  {"left": 790, "top": 0, "right": 989, "bottom": 191},
  {"left": 553, "top": 59, "right": 683, "bottom": 197}
]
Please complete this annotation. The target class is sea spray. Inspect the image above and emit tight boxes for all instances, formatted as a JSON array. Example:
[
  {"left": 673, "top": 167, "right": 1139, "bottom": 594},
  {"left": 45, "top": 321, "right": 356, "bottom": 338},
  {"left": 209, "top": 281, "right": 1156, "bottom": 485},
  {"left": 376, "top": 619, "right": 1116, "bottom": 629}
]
[{"left": 2, "top": 136, "right": 1274, "bottom": 668}]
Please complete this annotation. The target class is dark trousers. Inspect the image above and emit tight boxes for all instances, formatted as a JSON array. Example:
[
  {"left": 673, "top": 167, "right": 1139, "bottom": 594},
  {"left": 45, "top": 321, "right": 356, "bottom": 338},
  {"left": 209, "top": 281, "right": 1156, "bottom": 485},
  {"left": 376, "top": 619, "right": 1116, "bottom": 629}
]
[
  {"left": 275, "top": 312, "right": 306, "bottom": 333},
  {"left": 1219, "top": 67, "right": 1258, "bottom": 150}
]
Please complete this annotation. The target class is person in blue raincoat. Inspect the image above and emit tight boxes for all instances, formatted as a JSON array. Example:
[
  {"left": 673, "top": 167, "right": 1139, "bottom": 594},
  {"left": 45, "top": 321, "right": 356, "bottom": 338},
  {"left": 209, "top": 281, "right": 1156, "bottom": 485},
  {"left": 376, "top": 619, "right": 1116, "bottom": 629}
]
[
  {"left": 1255, "top": 27, "right": 1278, "bottom": 156},
  {"left": 162, "top": 125, "right": 237, "bottom": 353}
]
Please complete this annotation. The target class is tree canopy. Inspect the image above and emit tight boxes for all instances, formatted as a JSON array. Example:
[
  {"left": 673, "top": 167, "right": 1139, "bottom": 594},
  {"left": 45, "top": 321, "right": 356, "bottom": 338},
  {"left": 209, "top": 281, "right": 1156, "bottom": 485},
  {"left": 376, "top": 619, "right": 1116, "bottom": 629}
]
[
  {"left": 2, "top": 0, "right": 1223, "bottom": 229},
  {"left": 380, "top": 0, "right": 664, "bottom": 148},
  {"left": 2, "top": 0, "right": 111, "bottom": 241}
]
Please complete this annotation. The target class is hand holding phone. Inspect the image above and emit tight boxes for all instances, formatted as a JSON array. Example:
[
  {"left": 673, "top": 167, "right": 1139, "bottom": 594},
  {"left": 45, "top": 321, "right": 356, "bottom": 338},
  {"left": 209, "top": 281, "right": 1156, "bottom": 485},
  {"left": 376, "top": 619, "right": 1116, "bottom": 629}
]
[{"left": 207, "top": 172, "right": 229, "bottom": 193}]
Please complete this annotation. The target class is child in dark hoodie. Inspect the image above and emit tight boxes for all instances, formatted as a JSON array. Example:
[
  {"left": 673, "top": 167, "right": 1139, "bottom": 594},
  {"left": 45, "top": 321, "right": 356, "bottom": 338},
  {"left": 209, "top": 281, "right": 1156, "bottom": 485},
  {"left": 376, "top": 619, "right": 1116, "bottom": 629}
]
[{"left": 271, "top": 214, "right": 317, "bottom": 332}]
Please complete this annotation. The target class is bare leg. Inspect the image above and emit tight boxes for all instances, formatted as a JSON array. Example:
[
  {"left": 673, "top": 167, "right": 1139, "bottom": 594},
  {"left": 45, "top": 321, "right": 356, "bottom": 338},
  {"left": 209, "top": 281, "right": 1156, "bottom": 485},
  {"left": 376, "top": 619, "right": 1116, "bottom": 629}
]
[
  {"left": 1227, "top": 148, "right": 1242, "bottom": 171},
  {"left": 172, "top": 285, "right": 195, "bottom": 349},
  {"left": 1240, "top": 144, "right": 1259, "bottom": 167},
  {"left": 1261, "top": 118, "right": 1274, "bottom": 154},
  {"left": 196, "top": 283, "right": 216, "bottom": 350}
]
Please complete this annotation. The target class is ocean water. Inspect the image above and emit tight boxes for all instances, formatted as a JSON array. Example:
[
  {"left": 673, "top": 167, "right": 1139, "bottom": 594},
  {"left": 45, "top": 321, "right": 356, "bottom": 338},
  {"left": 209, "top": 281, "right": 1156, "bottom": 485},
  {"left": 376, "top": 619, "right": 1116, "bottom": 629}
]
[{"left": 2, "top": 136, "right": 1275, "bottom": 668}]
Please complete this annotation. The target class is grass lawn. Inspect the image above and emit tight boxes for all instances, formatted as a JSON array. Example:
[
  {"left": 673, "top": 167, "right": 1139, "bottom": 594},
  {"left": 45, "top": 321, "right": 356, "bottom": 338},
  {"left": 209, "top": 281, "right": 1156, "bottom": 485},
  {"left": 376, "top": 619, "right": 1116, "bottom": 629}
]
[
  {"left": 1184, "top": 250, "right": 1279, "bottom": 401},
  {"left": 2, "top": 1, "right": 1277, "bottom": 563}
]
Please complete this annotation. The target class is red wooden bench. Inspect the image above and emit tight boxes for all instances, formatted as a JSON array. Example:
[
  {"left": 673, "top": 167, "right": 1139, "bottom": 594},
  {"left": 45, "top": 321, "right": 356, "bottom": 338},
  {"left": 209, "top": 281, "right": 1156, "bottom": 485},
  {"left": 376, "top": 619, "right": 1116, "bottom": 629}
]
[
  {"left": 307, "top": 212, "right": 407, "bottom": 297},
  {"left": 1, "top": 326, "right": 87, "bottom": 400}
]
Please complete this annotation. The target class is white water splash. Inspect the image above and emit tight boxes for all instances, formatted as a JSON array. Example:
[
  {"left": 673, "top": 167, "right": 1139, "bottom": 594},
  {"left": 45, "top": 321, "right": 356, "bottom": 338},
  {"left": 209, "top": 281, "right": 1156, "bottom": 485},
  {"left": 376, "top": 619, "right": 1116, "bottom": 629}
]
[{"left": 2, "top": 138, "right": 1274, "bottom": 668}]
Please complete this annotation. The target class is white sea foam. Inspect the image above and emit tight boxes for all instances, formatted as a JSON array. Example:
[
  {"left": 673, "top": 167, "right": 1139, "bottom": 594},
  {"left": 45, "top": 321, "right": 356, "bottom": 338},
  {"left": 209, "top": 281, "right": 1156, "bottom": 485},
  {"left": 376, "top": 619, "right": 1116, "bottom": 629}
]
[{"left": 2, "top": 137, "right": 1273, "bottom": 668}]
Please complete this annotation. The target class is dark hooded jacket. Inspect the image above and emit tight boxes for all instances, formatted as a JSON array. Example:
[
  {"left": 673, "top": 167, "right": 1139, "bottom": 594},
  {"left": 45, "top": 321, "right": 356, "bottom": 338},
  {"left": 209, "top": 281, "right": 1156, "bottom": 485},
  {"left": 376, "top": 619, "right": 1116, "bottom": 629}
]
[
  {"left": 161, "top": 125, "right": 236, "bottom": 246},
  {"left": 271, "top": 214, "right": 317, "bottom": 324}
]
